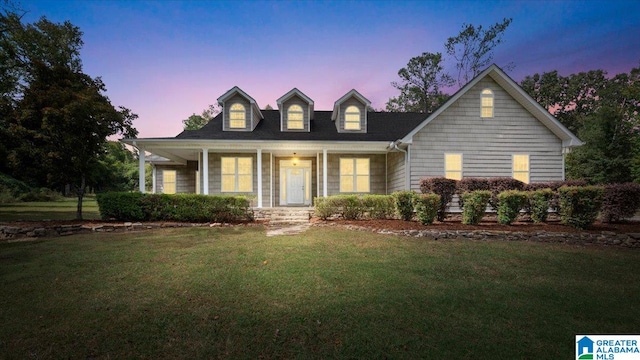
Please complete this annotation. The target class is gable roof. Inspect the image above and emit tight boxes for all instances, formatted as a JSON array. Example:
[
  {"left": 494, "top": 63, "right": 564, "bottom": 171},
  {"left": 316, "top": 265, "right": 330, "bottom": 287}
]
[
  {"left": 217, "top": 86, "right": 264, "bottom": 119},
  {"left": 175, "top": 110, "right": 424, "bottom": 142},
  {"left": 276, "top": 88, "right": 314, "bottom": 108},
  {"left": 399, "top": 64, "right": 583, "bottom": 148},
  {"left": 331, "top": 89, "right": 371, "bottom": 121}
]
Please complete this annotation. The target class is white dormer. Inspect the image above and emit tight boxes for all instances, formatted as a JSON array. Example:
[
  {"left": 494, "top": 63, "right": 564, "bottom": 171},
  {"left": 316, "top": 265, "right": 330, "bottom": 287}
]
[
  {"left": 331, "top": 89, "right": 370, "bottom": 133},
  {"left": 217, "top": 86, "right": 263, "bottom": 131},
  {"left": 276, "top": 88, "right": 314, "bottom": 132}
]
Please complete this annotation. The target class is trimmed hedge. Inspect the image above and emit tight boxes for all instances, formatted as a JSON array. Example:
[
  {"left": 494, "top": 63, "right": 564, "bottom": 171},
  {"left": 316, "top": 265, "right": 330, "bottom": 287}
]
[
  {"left": 361, "top": 194, "right": 396, "bottom": 219},
  {"left": 460, "top": 190, "right": 491, "bottom": 225},
  {"left": 528, "top": 189, "right": 553, "bottom": 223},
  {"left": 601, "top": 183, "right": 640, "bottom": 223},
  {"left": 456, "top": 178, "right": 490, "bottom": 208},
  {"left": 313, "top": 195, "right": 395, "bottom": 220},
  {"left": 393, "top": 191, "right": 416, "bottom": 221},
  {"left": 420, "top": 177, "right": 457, "bottom": 221},
  {"left": 414, "top": 193, "right": 441, "bottom": 225},
  {"left": 558, "top": 186, "right": 604, "bottom": 229},
  {"left": 96, "top": 192, "right": 253, "bottom": 222},
  {"left": 488, "top": 177, "right": 525, "bottom": 211},
  {"left": 496, "top": 190, "right": 528, "bottom": 225}
]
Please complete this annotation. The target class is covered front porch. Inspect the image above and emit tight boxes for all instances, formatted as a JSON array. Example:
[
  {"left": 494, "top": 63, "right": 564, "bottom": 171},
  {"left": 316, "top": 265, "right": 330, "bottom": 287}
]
[{"left": 126, "top": 139, "right": 408, "bottom": 208}]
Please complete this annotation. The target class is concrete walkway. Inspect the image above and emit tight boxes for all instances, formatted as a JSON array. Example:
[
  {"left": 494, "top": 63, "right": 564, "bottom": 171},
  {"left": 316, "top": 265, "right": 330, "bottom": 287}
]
[{"left": 265, "top": 223, "right": 311, "bottom": 237}]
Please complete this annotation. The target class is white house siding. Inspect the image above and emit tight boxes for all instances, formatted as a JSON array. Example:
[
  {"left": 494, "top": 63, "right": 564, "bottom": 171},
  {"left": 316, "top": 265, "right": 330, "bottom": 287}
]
[
  {"left": 409, "top": 77, "right": 564, "bottom": 191},
  {"left": 282, "top": 95, "right": 310, "bottom": 131},
  {"left": 324, "top": 153, "right": 386, "bottom": 196},
  {"left": 155, "top": 165, "right": 196, "bottom": 194},
  {"left": 386, "top": 151, "right": 406, "bottom": 193}
]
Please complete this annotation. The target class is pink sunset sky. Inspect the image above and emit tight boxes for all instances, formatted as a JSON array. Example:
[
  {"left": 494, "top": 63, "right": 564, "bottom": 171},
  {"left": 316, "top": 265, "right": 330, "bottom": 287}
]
[{"left": 25, "top": 0, "right": 640, "bottom": 138}]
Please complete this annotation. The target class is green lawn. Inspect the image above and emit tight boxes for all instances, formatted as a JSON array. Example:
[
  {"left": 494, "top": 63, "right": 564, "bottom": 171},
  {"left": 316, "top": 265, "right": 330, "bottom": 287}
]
[
  {"left": 1, "top": 227, "right": 639, "bottom": 359},
  {"left": 0, "top": 197, "right": 100, "bottom": 221}
]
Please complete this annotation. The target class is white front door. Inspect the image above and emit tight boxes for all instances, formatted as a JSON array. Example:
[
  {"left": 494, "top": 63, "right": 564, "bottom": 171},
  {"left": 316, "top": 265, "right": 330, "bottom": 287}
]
[
  {"left": 280, "top": 159, "right": 312, "bottom": 206},
  {"left": 286, "top": 168, "right": 305, "bottom": 205}
]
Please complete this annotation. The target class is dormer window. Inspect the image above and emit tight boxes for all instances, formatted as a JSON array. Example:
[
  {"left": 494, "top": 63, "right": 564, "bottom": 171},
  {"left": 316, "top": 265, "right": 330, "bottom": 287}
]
[
  {"left": 344, "top": 106, "right": 361, "bottom": 130},
  {"left": 481, "top": 89, "right": 494, "bottom": 118},
  {"left": 229, "top": 103, "right": 246, "bottom": 128},
  {"left": 287, "top": 105, "right": 304, "bottom": 130}
]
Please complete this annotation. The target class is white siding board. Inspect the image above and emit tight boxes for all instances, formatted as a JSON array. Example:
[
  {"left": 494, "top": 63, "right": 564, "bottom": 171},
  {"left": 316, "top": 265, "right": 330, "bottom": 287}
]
[{"left": 409, "top": 77, "right": 564, "bottom": 191}]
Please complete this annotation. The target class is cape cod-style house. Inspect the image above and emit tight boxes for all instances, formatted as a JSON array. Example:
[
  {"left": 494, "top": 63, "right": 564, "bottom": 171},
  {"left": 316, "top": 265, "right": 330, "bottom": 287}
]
[{"left": 122, "top": 65, "right": 582, "bottom": 208}]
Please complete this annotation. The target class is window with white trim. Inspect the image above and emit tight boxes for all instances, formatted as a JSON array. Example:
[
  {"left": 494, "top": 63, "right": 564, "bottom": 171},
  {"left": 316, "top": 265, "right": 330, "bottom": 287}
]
[
  {"left": 162, "top": 170, "right": 176, "bottom": 194},
  {"left": 481, "top": 89, "right": 494, "bottom": 118},
  {"left": 287, "top": 104, "right": 304, "bottom": 129},
  {"left": 512, "top": 154, "right": 529, "bottom": 184},
  {"left": 444, "top": 153, "right": 462, "bottom": 180},
  {"left": 229, "top": 103, "right": 246, "bottom": 128},
  {"left": 340, "top": 158, "right": 369, "bottom": 192},
  {"left": 221, "top": 157, "right": 252, "bottom": 192},
  {"left": 344, "top": 105, "right": 361, "bottom": 130}
]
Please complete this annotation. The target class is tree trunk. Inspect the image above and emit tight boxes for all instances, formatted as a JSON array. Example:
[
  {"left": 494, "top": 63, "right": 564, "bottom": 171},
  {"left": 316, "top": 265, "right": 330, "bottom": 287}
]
[{"left": 76, "top": 175, "right": 85, "bottom": 220}]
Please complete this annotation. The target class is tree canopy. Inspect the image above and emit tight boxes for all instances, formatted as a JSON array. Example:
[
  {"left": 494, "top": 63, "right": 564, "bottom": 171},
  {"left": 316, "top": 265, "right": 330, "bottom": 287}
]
[
  {"left": 522, "top": 65, "right": 640, "bottom": 183},
  {"left": 445, "top": 18, "right": 513, "bottom": 88},
  {"left": 1, "top": 6, "right": 138, "bottom": 218},
  {"left": 182, "top": 104, "right": 220, "bottom": 130}
]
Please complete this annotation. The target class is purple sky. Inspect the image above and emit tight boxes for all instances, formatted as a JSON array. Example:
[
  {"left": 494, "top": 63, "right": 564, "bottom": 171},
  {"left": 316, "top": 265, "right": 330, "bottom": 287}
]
[{"left": 25, "top": 0, "right": 640, "bottom": 138}]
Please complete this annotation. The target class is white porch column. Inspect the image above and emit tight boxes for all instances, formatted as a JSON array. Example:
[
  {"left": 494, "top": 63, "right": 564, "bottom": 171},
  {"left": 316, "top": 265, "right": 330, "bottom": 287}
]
[
  {"left": 257, "top": 149, "right": 263, "bottom": 208},
  {"left": 202, "top": 149, "right": 209, "bottom": 195},
  {"left": 152, "top": 165, "right": 157, "bottom": 194},
  {"left": 322, "top": 148, "right": 327, "bottom": 197},
  {"left": 138, "top": 149, "right": 145, "bottom": 193}
]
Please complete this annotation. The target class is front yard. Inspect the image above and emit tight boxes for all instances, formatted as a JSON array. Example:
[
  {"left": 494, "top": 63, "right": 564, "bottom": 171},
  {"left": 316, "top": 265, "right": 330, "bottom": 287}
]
[{"left": 1, "top": 226, "right": 639, "bottom": 358}]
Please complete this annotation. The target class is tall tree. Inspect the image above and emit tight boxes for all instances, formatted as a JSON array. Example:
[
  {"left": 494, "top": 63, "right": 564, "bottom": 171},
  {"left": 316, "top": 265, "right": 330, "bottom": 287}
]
[
  {"left": 2, "top": 11, "right": 138, "bottom": 218},
  {"left": 445, "top": 18, "right": 513, "bottom": 87},
  {"left": 182, "top": 103, "right": 219, "bottom": 130},
  {"left": 386, "top": 52, "right": 453, "bottom": 113},
  {"left": 522, "top": 64, "right": 640, "bottom": 183}
]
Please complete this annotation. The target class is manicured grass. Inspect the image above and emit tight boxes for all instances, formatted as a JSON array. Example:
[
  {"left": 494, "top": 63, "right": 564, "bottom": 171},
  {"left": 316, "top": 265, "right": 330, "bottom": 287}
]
[
  {"left": 1, "top": 227, "right": 639, "bottom": 358},
  {"left": 0, "top": 197, "right": 100, "bottom": 221}
]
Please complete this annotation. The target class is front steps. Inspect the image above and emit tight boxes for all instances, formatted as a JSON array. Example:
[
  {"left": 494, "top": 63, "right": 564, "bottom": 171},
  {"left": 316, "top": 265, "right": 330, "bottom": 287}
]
[{"left": 253, "top": 207, "right": 314, "bottom": 225}]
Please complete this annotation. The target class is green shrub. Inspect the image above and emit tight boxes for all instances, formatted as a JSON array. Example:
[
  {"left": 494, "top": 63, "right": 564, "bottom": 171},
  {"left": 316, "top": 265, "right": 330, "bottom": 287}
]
[
  {"left": 528, "top": 189, "right": 553, "bottom": 223},
  {"left": 414, "top": 193, "right": 441, "bottom": 225},
  {"left": 0, "top": 173, "right": 31, "bottom": 199},
  {"left": 19, "top": 188, "right": 63, "bottom": 202},
  {"left": 420, "top": 177, "right": 457, "bottom": 221},
  {"left": 601, "top": 183, "right": 640, "bottom": 223},
  {"left": 96, "top": 192, "right": 146, "bottom": 221},
  {"left": 496, "top": 190, "right": 528, "bottom": 225},
  {"left": 460, "top": 190, "right": 491, "bottom": 225},
  {"left": 457, "top": 178, "right": 490, "bottom": 208},
  {"left": 314, "top": 197, "right": 336, "bottom": 220},
  {"left": 329, "top": 195, "right": 363, "bottom": 220},
  {"left": 361, "top": 194, "right": 395, "bottom": 219},
  {"left": 558, "top": 186, "right": 604, "bottom": 229},
  {"left": 96, "top": 192, "right": 252, "bottom": 222},
  {"left": 393, "top": 191, "right": 416, "bottom": 221},
  {"left": 487, "top": 177, "right": 525, "bottom": 211}
]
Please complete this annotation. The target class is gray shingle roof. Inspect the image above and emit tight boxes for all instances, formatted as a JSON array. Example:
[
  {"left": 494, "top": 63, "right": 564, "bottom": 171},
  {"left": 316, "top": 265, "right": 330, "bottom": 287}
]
[{"left": 175, "top": 110, "right": 426, "bottom": 141}]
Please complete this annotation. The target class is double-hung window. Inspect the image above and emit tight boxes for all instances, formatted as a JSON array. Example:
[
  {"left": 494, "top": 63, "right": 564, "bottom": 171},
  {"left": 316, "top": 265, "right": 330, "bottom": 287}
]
[
  {"left": 481, "top": 89, "right": 494, "bottom": 118},
  {"left": 221, "top": 157, "right": 252, "bottom": 192},
  {"left": 444, "top": 153, "right": 462, "bottom": 180},
  {"left": 287, "top": 104, "right": 304, "bottom": 129},
  {"left": 512, "top": 154, "right": 530, "bottom": 184},
  {"left": 229, "top": 103, "right": 246, "bottom": 128},
  {"left": 340, "top": 158, "right": 370, "bottom": 192},
  {"left": 344, "top": 106, "right": 361, "bottom": 130},
  {"left": 162, "top": 170, "right": 176, "bottom": 194}
]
